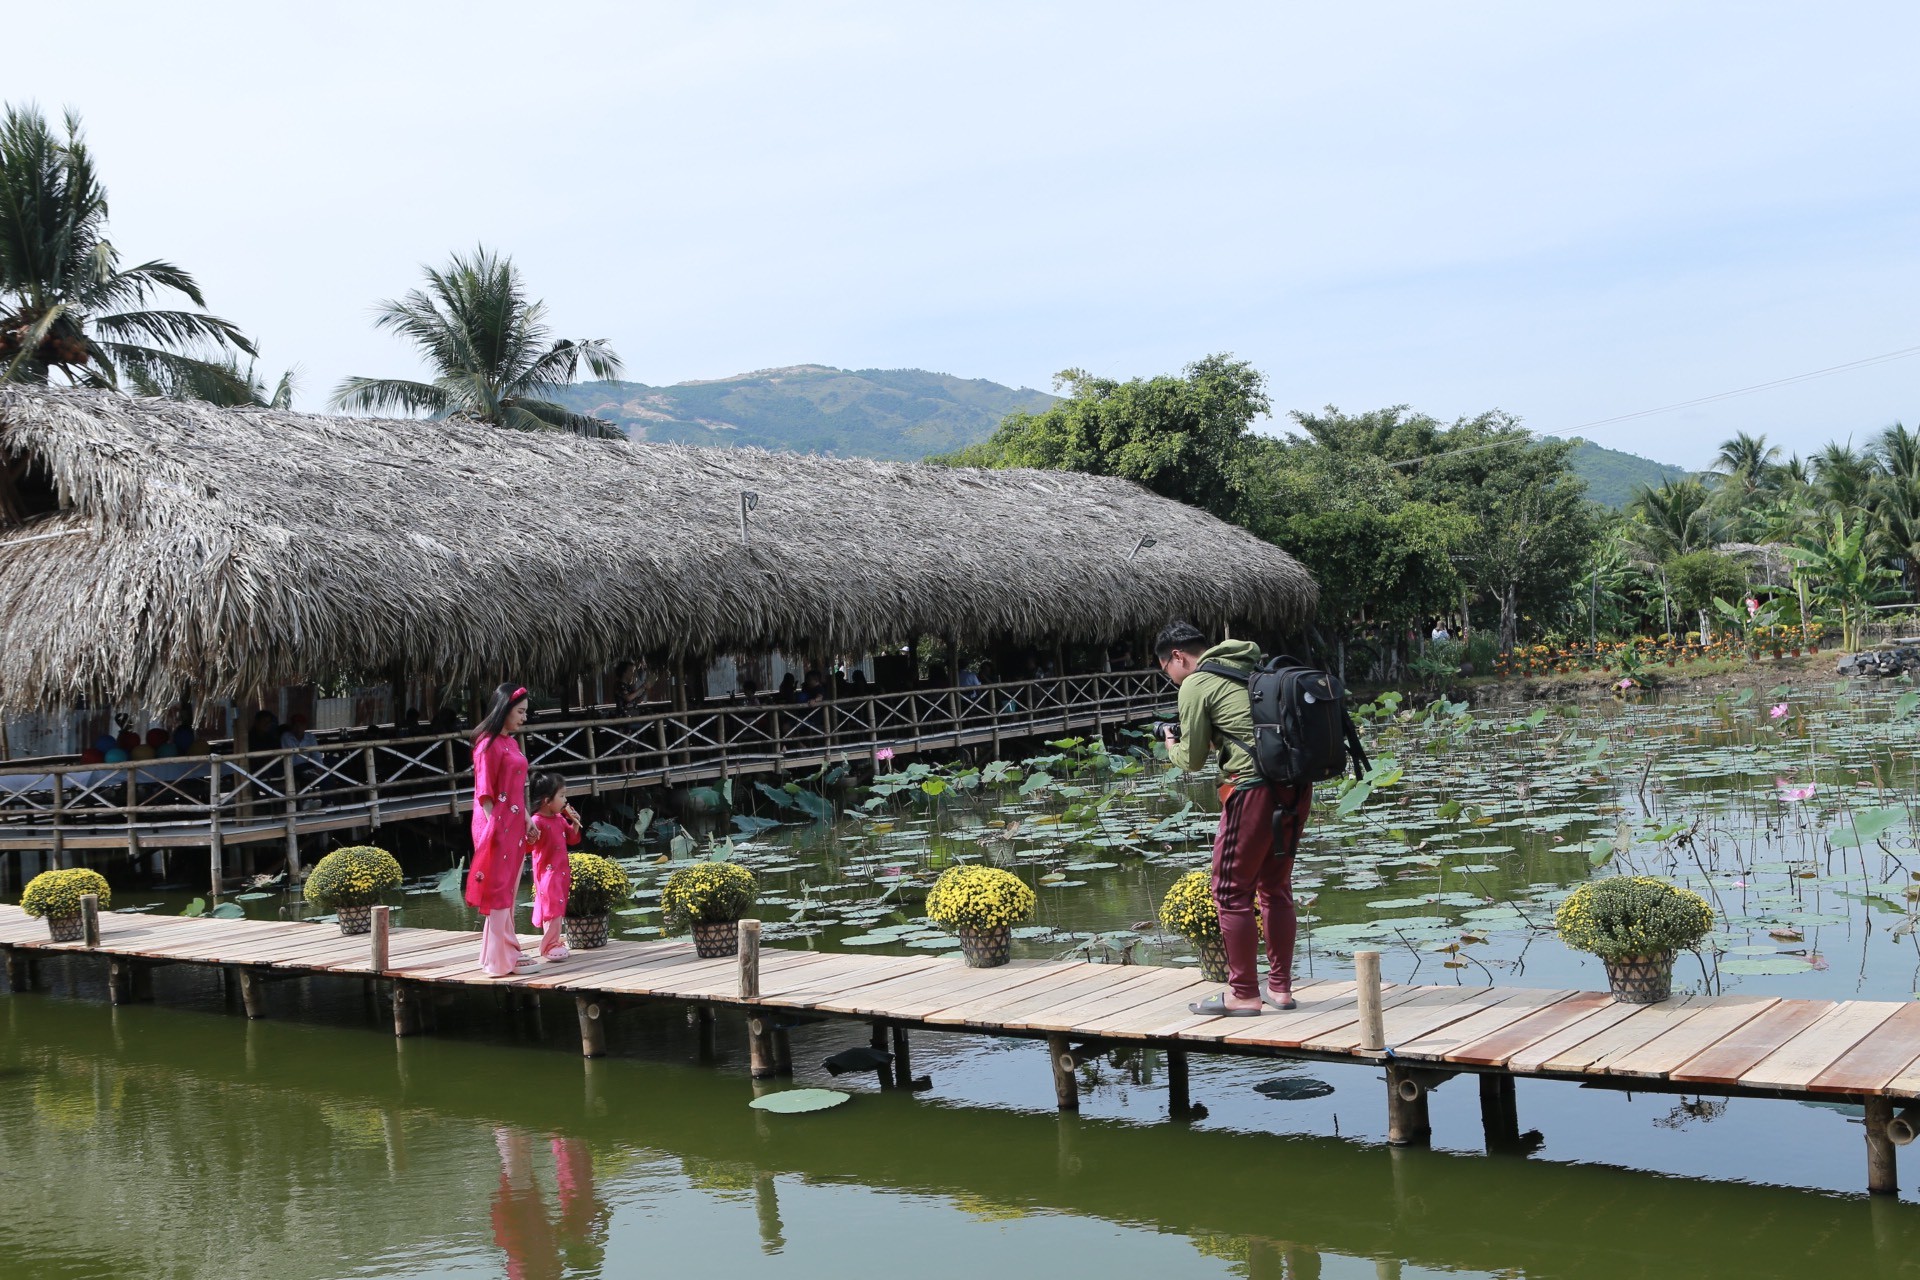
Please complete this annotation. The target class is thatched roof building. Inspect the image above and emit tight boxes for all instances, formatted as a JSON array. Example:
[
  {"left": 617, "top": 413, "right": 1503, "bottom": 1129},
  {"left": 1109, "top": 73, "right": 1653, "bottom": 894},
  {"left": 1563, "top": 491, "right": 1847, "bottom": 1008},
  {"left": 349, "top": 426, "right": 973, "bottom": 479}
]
[{"left": 0, "top": 388, "right": 1315, "bottom": 709}]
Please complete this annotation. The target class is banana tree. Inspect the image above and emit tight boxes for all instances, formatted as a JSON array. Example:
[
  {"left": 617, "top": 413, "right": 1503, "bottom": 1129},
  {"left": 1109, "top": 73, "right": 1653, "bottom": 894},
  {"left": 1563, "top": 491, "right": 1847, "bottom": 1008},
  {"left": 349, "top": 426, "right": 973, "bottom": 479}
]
[{"left": 1783, "top": 511, "right": 1901, "bottom": 651}]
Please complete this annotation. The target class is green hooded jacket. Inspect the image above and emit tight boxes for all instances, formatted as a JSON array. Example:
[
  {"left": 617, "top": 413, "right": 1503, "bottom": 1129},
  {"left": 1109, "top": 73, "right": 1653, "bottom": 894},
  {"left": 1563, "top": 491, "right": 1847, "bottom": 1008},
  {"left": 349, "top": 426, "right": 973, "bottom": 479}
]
[{"left": 1167, "top": 638, "right": 1264, "bottom": 790}]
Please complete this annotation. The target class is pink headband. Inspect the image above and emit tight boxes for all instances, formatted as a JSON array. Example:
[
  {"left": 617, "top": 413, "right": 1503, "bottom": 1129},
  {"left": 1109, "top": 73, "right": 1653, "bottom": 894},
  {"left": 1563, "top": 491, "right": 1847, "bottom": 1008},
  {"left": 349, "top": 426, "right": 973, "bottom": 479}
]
[{"left": 512, "top": 687, "right": 527, "bottom": 701}]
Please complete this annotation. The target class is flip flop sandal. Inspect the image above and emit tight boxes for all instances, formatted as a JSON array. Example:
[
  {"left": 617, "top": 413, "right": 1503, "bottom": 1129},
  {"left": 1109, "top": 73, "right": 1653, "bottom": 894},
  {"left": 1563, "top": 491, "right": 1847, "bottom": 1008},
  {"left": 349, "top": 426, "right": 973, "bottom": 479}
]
[
  {"left": 1188, "top": 993, "right": 1263, "bottom": 1017},
  {"left": 1262, "top": 989, "right": 1298, "bottom": 1011}
]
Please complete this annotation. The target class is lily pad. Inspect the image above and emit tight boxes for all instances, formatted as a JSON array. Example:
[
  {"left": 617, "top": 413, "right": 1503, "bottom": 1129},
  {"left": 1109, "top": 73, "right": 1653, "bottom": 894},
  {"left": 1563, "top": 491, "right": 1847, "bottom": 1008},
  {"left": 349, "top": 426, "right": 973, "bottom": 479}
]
[
  {"left": 1253, "top": 1076, "right": 1336, "bottom": 1101},
  {"left": 749, "top": 1088, "right": 852, "bottom": 1114},
  {"left": 1719, "top": 956, "right": 1815, "bottom": 975}
]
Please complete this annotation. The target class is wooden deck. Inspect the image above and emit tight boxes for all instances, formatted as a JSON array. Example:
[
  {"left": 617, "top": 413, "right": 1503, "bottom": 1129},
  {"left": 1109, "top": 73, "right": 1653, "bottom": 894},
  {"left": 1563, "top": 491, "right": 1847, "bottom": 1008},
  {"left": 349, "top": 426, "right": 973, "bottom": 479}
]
[{"left": 6, "top": 901, "right": 1920, "bottom": 1193}]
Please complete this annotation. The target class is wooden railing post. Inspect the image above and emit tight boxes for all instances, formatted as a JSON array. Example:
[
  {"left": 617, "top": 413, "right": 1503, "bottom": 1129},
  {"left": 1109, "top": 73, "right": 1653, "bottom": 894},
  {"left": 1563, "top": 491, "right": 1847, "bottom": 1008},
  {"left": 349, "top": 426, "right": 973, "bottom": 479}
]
[
  {"left": 207, "top": 756, "right": 224, "bottom": 894},
  {"left": 364, "top": 744, "right": 381, "bottom": 828},
  {"left": 443, "top": 738, "right": 460, "bottom": 815},
  {"left": 80, "top": 891, "right": 100, "bottom": 947},
  {"left": 50, "top": 769, "right": 65, "bottom": 869},
  {"left": 370, "top": 904, "right": 391, "bottom": 972},
  {"left": 1356, "top": 950, "right": 1385, "bottom": 1052},
  {"left": 282, "top": 754, "right": 301, "bottom": 881}
]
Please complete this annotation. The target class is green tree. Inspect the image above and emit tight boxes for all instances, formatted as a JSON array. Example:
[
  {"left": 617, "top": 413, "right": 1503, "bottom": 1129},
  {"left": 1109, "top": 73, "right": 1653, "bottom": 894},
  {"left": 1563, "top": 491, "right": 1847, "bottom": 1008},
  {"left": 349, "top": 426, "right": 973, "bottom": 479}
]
[
  {"left": 126, "top": 358, "right": 294, "bottom": 408},
  {"left": 1785, "top": 510, "right": 1900, "bottom": 650},
  {"left": 1626, "top": 478, "right": 1722, "bottom": 561},
  {"left": 1665, "top": 550, "right": 1748, "bottom": 638},
  {"left": 0, "top": 104, "right": 255, "bottom": 394},
  {"left": 330, "top": 247, "right": 625, "bottom": 437},
  {"left": 946, "top": 354, "right": 1269, "bottom": 522}
]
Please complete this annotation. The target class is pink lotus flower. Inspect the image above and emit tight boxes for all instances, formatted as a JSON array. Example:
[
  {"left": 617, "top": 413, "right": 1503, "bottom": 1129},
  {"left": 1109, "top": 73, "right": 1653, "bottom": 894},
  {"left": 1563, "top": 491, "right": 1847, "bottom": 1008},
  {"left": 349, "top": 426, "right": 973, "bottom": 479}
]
[
  {"left": 1774, "top": 776, "right": 1816, "bottom": 803},
  {"left": 1770, "top": 702, "right": 1789, "bottom": 719},
  {"left": 1616, "top": 677, "right": 1634, "bottom": 689},
  {"left": 1746, "top": 596, "right": 1761, "bottom": 617},
  {"left": 875, "top": 747, "right": 895, "bottom": 762}
]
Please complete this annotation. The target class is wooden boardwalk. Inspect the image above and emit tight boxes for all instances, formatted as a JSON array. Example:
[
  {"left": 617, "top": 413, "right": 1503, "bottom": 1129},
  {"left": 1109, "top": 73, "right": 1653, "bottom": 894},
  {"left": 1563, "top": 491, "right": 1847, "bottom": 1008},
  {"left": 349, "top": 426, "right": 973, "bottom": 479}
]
[{"left": 7, "top": 902, "right": 1920, "bottom": 1193}]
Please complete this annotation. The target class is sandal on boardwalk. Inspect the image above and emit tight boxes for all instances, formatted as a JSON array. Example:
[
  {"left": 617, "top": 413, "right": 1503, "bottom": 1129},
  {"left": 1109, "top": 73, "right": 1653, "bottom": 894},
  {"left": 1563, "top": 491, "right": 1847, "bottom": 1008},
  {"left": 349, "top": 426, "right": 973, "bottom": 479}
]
[
  {"left": 1188, "top": 993, "right": 1263, "bottom": 1017},
  {"left": 1262, "top": 988, "right": 1297, "bottom": 1012}
]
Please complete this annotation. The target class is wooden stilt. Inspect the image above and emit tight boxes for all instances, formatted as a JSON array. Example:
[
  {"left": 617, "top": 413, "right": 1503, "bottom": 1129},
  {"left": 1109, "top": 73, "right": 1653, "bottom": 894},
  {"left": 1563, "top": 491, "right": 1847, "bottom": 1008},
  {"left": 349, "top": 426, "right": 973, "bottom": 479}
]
[
  {"left": 1866, "top": 1095, "right": 1898, "bottom": 1195},
  {"left": 107, "top": 957, "right": 138, "bottom": 1005},
  {"left": 392, "top": 980, "right": 422, "bottom": 1037},
  {"left": 890, "top": 1024, "right": 913, "bottom": 1089},
  {"left": 1386, "top": 1065, "right": 1431, "bottom": 1147},
  {"left": 772, "top": 1025, "right": 793, "bottom": 1076},
  {"left": 237, "top": 967, "right": 266, "bottom": 1019},
  {"left": 741, "top": 919, "right": 777, "bottom": 1078},
  {"left": 1048, "top": 1032, "right": 1079, "bottom": 1111},
  {"left": 1167, "top": 1048, "right": 1192, "bottom": 1116},
  {"left": 575, "top": 994, "right": 608, "bottom": 1058},
  {"left": 1479, "top": 1072, "right": 1521, "bottom": 1150},
  {"left": 691, "top": 1004, "right": 716, "bottom": 1061},
  {"left": 4, "top": 947, "right": 32, "bottom": 991}
]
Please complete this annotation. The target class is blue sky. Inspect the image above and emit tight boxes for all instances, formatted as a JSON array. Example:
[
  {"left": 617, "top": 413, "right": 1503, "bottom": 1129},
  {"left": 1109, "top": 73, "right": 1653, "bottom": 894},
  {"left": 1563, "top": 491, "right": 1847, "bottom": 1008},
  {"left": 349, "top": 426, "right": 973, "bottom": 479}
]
[{"left": 11, "top": 2, "right": 1919, "bottom": 467}]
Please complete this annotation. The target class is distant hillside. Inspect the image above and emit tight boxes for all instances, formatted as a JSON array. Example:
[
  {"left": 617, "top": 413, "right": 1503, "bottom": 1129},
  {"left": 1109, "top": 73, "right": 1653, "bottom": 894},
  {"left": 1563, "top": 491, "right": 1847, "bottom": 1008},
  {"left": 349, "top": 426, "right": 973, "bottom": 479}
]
[
  {"left": 552, "top": 365, "right": 1054, "bottom": 460},
  {"left": 1552, "top": 436, "right": 1690, "bottom": 507}
]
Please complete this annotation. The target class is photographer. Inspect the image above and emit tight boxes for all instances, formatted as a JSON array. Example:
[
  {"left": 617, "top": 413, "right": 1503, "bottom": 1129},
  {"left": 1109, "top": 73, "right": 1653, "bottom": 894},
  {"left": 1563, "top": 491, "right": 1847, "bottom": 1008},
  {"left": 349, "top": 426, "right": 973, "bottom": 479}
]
[{"left": 1155, "top": 620, "right": 1309, "bottom": 1016}]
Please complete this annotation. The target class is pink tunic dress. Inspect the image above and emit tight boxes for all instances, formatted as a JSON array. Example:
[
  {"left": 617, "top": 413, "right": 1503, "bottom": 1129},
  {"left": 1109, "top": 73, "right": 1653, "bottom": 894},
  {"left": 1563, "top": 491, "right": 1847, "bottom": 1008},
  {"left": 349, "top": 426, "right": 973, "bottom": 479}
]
[
  {"left": 464, "top": 733, "right": 529, "bottom": 914},
  {"left": 528, "top": 812, "right": 581, "bottom": 927}
]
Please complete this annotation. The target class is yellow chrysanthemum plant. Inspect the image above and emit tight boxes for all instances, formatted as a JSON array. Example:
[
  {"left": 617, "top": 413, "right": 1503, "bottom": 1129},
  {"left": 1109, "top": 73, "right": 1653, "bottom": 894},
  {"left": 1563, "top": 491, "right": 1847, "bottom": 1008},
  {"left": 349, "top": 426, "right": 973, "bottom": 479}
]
[
  {"left": 566, "top": 852, "right": 632, "bottom": 918},
  {"left": 925, "top": 865, "right": 1036, "bottom": 934},
  {"left": 662, "top": 861, "right": 758, "bottom": 928},
  {"left": 1555, "top": 875, "right": 1713, "bottom": 960},
  {"left": 303, "top": 846, "right": 404, "bottom": 913},
  {"left": 21, "top": 868, "right": 110, "bottom": 920},
  {"left": 1158, "top": 870, "right": 1219, "bottom": 944}
]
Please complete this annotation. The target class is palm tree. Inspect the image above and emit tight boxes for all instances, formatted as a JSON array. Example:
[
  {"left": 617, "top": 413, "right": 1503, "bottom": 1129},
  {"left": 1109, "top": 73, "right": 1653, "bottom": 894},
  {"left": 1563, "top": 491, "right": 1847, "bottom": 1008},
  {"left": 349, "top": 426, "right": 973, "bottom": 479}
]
[
  {"left": 330, "top": 247, "right": 624, "bottom": 438},
  {"left": 1712, "top": 431, "right": 1781, "bottom": 492},
  {"left": 1627, "top": 477, "right": 1721, "bottom": 561},
  {"left": 126, "top": 358, "right": 295, "bottom": 409},
  {"left": 1811, "top": 440, "right": 1875, "bottom": 512},
  {"left": 0, "top": 104, "right": 255, "bottom": 395}
]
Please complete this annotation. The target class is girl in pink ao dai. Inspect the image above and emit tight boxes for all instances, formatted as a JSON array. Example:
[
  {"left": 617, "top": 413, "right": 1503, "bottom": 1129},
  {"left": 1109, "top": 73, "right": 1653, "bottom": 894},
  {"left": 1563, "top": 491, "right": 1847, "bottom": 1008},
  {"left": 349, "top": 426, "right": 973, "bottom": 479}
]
[{"left": 527, "top": 772, "right": 583, "bottom": 961}]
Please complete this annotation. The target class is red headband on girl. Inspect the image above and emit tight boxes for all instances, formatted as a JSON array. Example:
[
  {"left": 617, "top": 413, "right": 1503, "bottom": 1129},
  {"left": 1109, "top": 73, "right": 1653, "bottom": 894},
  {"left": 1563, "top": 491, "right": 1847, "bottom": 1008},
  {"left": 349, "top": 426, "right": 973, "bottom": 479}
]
[{"left": 512, "top": 687, "right": 528, "bottom": 701}]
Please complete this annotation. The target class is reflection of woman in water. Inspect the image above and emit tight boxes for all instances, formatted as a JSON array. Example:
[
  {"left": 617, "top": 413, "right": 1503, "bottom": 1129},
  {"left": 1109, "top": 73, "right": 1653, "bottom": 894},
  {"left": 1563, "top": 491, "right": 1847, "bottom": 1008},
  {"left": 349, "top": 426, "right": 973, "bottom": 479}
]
[{"left": 490, "top": 1128, "right": 608, "bottom": 1278}]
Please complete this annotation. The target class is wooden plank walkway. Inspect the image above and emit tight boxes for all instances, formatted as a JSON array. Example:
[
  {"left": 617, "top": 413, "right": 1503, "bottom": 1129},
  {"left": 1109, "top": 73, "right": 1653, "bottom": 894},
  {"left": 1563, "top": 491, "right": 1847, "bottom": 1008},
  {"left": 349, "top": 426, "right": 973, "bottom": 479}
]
[{"left": 7, "top": 902, "right": 1920, "bottom": 1191}]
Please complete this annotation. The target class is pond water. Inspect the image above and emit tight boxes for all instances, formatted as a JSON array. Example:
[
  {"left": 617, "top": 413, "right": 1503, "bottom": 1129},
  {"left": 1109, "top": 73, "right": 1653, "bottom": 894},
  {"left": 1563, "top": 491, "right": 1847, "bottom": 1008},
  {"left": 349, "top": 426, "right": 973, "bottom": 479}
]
[{"left": 11, "top": 677, "right": 1920, "bottom": 1277}]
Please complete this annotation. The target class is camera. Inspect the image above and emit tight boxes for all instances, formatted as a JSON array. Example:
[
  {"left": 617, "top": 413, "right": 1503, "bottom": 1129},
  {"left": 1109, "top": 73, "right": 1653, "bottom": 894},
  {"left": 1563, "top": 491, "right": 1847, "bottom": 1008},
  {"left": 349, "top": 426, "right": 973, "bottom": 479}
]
[{"left": 1154, "top": 721, "right": 1180, "bottom": 742}]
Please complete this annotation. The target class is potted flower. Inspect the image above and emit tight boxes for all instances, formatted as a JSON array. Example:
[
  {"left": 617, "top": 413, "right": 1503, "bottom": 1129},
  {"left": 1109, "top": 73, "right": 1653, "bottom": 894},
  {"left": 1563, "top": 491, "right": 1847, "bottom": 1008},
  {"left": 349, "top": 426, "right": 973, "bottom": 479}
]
[
  {"left": 1159, "top": 869, "right": 1227, "bottom": 981},
  {"left": 20, "top": 868, "right": 110, "bottom": 941},
  {"left": 563, "top": 851, "right": 631, "bottom": 950},
  {"left": 925, "top": 864, "right": 1036, "bottom": 968},
  {"left": 303, "top": 845, "right": 403, "bottom": 935},
  {"left": 662, "top": 861, "right": 758, "bottom": 958},
  {"left": 1554, "top": 875, "right": 1713, "bottom": 1004}
]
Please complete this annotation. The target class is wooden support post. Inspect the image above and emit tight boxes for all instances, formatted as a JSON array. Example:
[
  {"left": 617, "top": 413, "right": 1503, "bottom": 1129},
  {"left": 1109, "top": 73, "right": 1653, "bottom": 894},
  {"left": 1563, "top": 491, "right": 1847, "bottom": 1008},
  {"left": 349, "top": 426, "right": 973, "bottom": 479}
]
[
  {"left": 282, "top": 754, "right": 300, "bottom": 882},
  {"left": 1866, "top": 1095, "right": 1899, "bottom": 1196},
  {"left": 392, "top": 979, "right": 422, "bottom": 1037},
  {"left": 1047, "top": 1032, "right": 1079, "bottom": 1111},
  {"left": 80, "top": 892, "right": 100, "bottom": 947},
  {"left": 50, "top": 770, "right": 64, "bottom": 869},
  {"left": 1167, "top": 1049, "right": 1192, "bottom": 1117},
  {"left": 364, "top": 744, "right": 381, "bottom": 827},
  {"left": 208, "top": 757, "right": 225, "bottom": 893},
  {"left": 1386, "top": 1064, "right": 1431, "bottom": 1147},
  {"left": 890, "top": 1024, "right": 913, "bottom": 1089},
  {"left": 576, "top": 994, "right": 609, "bottom": 1058},
  {"left": 4, "top": 947, "right": 33, "bottom": 991},
  {"left": 370, "top": 905, "right": 391, "bottom": 973},
  {"left": 1479, "top": 1072, "right": 1521, "bottom": 1150},
  {"left": 870, "top": 1020, "right": 894, "bottom": 1088},
  {"left": 740, "top": 918, "right": 777, "bottom": 1078},
  {"left": 237, "top": 967, "right": 266, "bottom": 1019},
  {"left": 107, "top": 957, "right": 149, "bottom": 1005},
  {"left": 772, "top": 1026, "right": 793, "bottom": 1076},
  {"left": 1355, "top": 950, "right": 1385, "bottom": 1053},
  {"left": 692, "top": 1004, "right": 716, "bottom": 1061}
]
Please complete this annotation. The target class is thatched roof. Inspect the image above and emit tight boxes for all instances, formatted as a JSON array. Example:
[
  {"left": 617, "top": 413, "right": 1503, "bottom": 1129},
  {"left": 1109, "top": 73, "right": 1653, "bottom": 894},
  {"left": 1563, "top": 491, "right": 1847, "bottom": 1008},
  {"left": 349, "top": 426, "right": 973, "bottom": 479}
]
[{"left": 0, "top": 388, "right": 1316, "bottom": 708}]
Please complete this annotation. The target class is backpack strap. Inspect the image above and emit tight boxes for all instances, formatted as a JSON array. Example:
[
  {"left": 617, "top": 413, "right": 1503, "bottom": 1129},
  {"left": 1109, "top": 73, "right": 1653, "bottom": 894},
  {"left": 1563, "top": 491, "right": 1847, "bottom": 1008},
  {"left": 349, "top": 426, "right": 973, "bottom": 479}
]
[
  {"left": 1341, "top": 708, "right": 1371, "bottom": 782},
  {"left": 1192, "top": 662, "right": 1257, "bottom": 763}
]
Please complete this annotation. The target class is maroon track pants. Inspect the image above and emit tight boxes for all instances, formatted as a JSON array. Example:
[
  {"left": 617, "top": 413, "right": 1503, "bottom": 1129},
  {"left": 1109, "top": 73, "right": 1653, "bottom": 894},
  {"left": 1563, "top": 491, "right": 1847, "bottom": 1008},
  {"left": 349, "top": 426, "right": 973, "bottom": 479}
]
[{"left": 1211, "top": 782, "right": 1311, "bottom": 1001}]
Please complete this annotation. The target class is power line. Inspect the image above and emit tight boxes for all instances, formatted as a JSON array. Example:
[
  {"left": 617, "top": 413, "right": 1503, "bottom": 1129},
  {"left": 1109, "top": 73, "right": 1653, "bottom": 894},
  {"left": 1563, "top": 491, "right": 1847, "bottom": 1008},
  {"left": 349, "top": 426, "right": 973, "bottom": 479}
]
[{"left": 1385, "top": 341, "right": 1920, "bottom": 469}]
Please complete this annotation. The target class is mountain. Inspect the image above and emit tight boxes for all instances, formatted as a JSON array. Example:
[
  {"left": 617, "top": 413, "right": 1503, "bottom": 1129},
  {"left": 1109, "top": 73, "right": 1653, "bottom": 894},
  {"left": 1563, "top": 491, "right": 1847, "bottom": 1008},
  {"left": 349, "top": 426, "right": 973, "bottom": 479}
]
[
  {"left": 1552, "top": 437, "right": 1691, "bottom": 508},
  {"left": 551, "top": 365, "right": 1054, "bottom": 460}
]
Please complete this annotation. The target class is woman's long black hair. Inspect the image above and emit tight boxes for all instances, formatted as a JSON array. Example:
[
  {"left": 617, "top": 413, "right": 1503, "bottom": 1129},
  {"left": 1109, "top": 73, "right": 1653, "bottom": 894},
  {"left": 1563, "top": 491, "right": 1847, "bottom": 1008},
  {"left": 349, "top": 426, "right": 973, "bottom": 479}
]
[{"left": 473, "top": 682, "right": 528, "bottom": 742}]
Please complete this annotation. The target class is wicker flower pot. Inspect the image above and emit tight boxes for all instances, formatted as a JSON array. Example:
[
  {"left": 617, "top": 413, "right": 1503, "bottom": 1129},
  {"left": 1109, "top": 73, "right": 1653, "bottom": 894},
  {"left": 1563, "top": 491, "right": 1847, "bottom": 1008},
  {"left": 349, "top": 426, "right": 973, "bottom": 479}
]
[
  {"left": 46, "top": 914, "right": 83, "bottom": 943},
  {"left": 1197, "top": 936, "right": 1229, "bottom": 983},
  {"left": 692, "top": 920, "right": 739, "bottom": 958},
  {"left": 563, "top": 913, "right": 610, "bottom": 950},
  {"left": 957, "top": 924, "right": 1012, "bottom": 969},
  {"left": 336, "top": 904, "right": 374, "bottom": 936},
  {"left": 1604, "top": 951, "right": 1674, "bottom": 1004}
]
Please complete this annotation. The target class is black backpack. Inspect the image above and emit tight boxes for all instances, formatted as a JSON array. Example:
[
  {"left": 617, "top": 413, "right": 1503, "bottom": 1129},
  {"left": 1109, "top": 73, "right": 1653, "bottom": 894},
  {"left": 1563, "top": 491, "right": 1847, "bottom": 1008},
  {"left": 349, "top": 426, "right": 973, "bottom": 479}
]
[{"left": 1198, "top": 656, "right": 1371, "bottom": 788}]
